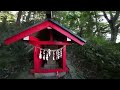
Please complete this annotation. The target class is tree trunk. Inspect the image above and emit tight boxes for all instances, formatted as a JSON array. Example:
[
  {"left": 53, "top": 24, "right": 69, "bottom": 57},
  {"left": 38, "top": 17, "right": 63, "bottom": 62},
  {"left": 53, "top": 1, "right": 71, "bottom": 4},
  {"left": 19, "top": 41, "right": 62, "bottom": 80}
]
[
  {"left": 16, "top": 11, "right": 22, "bottom": 25},
  {"left": 111, "top": 30, "right": 117, "bottom": 43},
  {"left": 22, "top": 11, "right": 26, "bottom": 22},
  {"left": 26, "top": 11, "right": 31, "bottom": 22},
  {"left": 2, "top": 16, "right": 7, "bottom": 30},
  {"left": 94, "top": 11, "right": 101, "bottom": 37},
  {"left": 33, "top": 11, "right": 36, "bottom": 19},
  {"left": 32, "top": 11, "right": 36, "bottom": 24},
  {"left": 109, "top": 22, "right": 118, "bottom": 43},
  {"left": 102, "top": 11, "right": 120, "bottom": 43},
  {"left": 79, "top": 26, "right": 83, "bottom": 37},
  {"left": 110, "top": 27, "right": 118, "bottom": 43},
  {"left": 46, "top": 11, "right": 52, "bottom": 18}
]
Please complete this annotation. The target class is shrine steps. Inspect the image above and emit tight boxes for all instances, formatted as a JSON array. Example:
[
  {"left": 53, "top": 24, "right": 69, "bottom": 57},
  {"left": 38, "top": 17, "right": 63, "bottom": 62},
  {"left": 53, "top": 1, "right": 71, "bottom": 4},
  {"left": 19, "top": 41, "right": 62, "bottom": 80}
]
[{"left": 34, "top": 72, "right": 66, "bottom": 79}]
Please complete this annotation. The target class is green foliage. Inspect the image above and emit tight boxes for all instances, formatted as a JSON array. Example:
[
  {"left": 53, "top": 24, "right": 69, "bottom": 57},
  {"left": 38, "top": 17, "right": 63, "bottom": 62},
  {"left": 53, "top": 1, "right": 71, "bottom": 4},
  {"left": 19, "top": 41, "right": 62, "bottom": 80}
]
[
  {"left": 0, "top": 11, "right": 15, "bottom": 23},
  {"left": 87, "top": 36, "right": 108, "bottom": 45},
  {"left": 53, "top": 11, "right": 110, "bottom": 39},
  {"left": 68, "top": 37, "right": 120, "bottom": 79},
  {"left": 0, "top": 41, "right": 33, "bottom": 78},
  {"left": 0, "top": 11, "right": 120, "bottom": 79},
  {"left": 0, "top": 19, "right": 33, "bottom": 79}
]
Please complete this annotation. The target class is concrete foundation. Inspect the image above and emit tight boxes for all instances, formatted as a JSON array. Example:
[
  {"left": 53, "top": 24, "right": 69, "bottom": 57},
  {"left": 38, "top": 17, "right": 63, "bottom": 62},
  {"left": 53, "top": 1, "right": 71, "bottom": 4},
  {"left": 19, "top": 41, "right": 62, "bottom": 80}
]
[{"left": 34, "top": 72, "right": 66, "bottom": 79}]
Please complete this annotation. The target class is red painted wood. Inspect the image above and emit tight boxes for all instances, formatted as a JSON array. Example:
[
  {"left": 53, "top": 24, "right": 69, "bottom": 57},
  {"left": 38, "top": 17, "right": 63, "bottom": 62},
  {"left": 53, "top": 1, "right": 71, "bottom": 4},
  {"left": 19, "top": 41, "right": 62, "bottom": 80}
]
[
  {"left": 29, "top": 36, "right": 40, "bottom": 41},
  {"left": 49, "top": 22, "right": 85, "bottom": 46},
  {"left": 31, "top": 67, "right": 69, "bottom": 73},
  {"left": 39, "top": 45, "right": 43, "bottom": 67},
  {"left": 34, "top": 45, "right": 41, "bottom": 72},
  {"left": 4, "top": 21, "right": 50, "bottom": 45},
  {"left": 4, "top": 20, "right": 85, "bottom": 46},
  {"left": 29, "top": 41, "right": 70, "bottom": 46},
  {"left": 62, "top": 45, "right": 66, "bottom": 69},
  {"left": 29, "top": 36, "right": 70, "bottom": 46}
]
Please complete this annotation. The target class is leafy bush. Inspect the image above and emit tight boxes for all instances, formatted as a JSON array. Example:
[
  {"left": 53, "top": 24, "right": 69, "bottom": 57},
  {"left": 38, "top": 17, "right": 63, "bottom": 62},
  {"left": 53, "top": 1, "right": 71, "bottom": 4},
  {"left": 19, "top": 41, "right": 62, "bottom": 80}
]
[
  {"left": 0, "top": 21, "right": 33, "bottom": 79},
  {"left": 67, "top": 37, "right": 120, "bottom": 79}
]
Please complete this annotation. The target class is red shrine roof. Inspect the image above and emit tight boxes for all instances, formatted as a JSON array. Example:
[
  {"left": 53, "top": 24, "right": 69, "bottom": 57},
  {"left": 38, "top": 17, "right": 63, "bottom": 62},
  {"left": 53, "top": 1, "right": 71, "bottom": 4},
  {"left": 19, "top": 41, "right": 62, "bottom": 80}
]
[{"left": 4, "top": 19, "right": 86, "bottom": 46}]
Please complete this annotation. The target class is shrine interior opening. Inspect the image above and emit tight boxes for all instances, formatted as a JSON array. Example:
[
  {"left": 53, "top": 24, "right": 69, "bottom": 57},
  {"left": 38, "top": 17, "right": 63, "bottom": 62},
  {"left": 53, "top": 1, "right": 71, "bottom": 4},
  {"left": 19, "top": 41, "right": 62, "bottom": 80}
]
[
  {"left": 41, "top": 45, "right": 63, "bottom": 69},
  {"left": 30, "top": 28, "right": 68, "bottom": 70},
  {"left": 32, "top": 28, "right": 67, "bottom": 41}
]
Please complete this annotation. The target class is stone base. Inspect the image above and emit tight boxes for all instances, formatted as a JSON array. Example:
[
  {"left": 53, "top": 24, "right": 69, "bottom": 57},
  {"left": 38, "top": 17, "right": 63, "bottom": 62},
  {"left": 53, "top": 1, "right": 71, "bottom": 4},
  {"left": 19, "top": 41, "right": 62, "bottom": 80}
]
[
  {"left": 44, "top": 64, "right": 59, "bottom": 69},
  {"left": 34, "top": 72, "right": 66, "bottom": 79}
]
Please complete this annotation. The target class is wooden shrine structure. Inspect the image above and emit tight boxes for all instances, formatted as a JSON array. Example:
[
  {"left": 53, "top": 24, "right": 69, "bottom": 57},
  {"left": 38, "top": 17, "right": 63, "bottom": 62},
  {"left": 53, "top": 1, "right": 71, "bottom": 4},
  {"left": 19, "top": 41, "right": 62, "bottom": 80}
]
[{"left": 4, "top": 14, "right": 86, "bottom": 78}]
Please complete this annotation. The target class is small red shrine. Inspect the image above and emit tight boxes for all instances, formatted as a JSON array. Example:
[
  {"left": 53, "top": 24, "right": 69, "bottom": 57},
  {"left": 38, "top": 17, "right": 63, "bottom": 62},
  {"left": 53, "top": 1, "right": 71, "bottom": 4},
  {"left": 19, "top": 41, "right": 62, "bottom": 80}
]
[{"left": 4, "top": 17, "right": 86, "bottom": 78}]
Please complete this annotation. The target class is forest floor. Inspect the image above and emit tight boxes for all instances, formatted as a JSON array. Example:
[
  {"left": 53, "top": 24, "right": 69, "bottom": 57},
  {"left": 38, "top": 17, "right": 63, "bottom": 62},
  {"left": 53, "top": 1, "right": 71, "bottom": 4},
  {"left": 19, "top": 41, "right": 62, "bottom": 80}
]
[{"left": 15, "top": 53, "right": 85, "bottom": 79}]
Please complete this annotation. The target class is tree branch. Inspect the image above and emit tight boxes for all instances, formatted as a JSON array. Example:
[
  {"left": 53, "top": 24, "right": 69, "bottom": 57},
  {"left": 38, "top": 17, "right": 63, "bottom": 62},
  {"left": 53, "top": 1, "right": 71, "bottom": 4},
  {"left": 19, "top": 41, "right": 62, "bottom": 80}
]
[
  {"left": 46, "top": 11, "right": 52, "bottom": 18},
  {"left": 101, "top": 30, "right": 110, "bottom": 33},
  {"left": 113, "top": 11, "right": 120, "bottom": 22},
  {"left": 102, "top": 11, "right": 110, "bottom": 22},
  {"left": 116, "top": 23, "right": 120, "bottom": 29},
  {"left": 109, "top": 11, "right": 114, "bottom": 19}
]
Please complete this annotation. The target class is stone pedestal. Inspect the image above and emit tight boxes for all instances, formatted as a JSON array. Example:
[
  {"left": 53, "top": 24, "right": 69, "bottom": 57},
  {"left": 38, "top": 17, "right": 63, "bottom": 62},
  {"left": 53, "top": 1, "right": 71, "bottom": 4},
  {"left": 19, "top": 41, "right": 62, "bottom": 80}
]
[{"left": 34, "top": 72, "right": 66, "bottom": 79}]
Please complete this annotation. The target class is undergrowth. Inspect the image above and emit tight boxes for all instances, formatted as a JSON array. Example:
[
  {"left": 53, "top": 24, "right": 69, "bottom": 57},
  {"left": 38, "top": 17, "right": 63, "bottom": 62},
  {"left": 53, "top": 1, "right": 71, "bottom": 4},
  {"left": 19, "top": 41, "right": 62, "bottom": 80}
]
[
  {"left": 67, "top": 36, "right": 120, "bottom": 79},
  {"left": 0, "top": 21, "right": 34, "bottom": 79}
]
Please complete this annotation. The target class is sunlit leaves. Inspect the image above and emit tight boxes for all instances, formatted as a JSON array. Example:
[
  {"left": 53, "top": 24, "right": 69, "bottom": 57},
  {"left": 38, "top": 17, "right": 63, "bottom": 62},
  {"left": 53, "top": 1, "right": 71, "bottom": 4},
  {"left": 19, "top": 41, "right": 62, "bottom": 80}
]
[{"left": 0, "top": 11, "right": 15, "bottom": 23}]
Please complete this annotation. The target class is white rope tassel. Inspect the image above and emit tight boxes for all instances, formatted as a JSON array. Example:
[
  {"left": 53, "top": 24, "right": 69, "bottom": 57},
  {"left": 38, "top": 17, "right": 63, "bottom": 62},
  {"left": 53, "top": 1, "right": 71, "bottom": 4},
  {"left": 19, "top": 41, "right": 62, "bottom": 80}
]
[
  {"left": 48, "top": 49, "right": 51, "bottom": 57},
  {"left": 43, "top": 50, "right": 45, "bottom": 60},
  {"left": 37, "top": 46, "right": 65, "bottom": 61},
  {"left": 46, "top": 49, "right": 51, "bottom": 61},
  {"left": 58, "top": 49, "right": 61, "bottom": 59},
  {"left": 46, "top": 53, "right": 49, "bottom": 61},
  {"left": 53, "top": 51, "right": 55, "bottom": 60},
  {"left": 56, "top": 50, "right": 59, "bottom": 60},
  {"left": 60, "top": 48, "right": 62, "bottom": 58},
  {"left": 56, "top": 48, "right": 62, "bottom": 60},
  {"left": 39, "top": 49, "right": 42, "bottom": 59}
]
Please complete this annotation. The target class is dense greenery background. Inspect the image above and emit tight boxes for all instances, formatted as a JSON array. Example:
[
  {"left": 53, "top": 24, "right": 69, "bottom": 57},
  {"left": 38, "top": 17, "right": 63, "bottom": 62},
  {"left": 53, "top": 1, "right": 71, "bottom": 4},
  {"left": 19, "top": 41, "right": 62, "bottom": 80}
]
[{"left": 0, "top": 11, "right": 120, "bottom": 79}]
